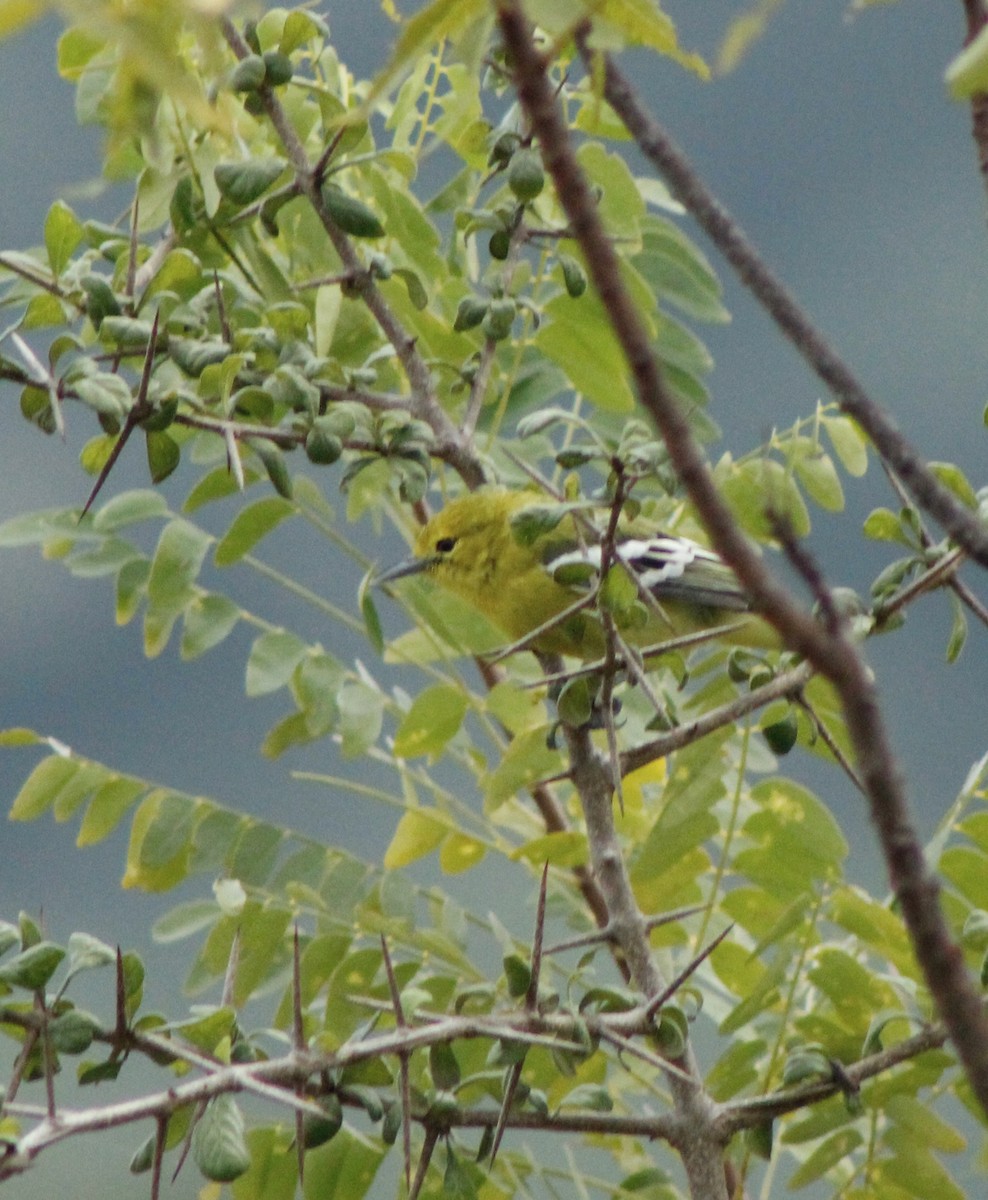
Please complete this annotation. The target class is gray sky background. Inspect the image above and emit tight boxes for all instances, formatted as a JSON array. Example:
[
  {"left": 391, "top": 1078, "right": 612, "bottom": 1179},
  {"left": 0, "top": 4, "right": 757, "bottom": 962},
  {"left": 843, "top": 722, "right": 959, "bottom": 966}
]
[{"left": 1, "top": 2, "right": 987, "bottom": 1195}]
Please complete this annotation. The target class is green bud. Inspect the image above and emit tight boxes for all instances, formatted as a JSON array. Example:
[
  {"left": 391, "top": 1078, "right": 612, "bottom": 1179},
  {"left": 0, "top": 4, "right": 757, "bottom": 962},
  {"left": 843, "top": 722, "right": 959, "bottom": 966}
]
[
  {"left": 453, "top": 296, "right": 488, "bottom": 332},
  {"left": 488, "top": 131, "right": 521, "bottom": 167},
  {"left": 488, "top": 228, "right": 511, "bottom": 260},
  {"left": 231, "top": 55, "right": 267, "bottom": 93},
  {"left": 301, "top": 1096, "right": 343, "bottom": 1148},
  {"left": 262, "top": 50, "right": 293, "bottom": 86},
  {"left": 482, "top": 297, "right": 516, "bottom": 340},
  {"left": 321, "top": 185, "right": 385, "bottom": 238},
  {"left": 560, "top": 254, "right": 588, "bottom": 297},
  {"left": 305, "top": 425, "right": 343, "bottom": 465},
  {"left": 762, "top": 710, "right": 798, "bottom": 755},
  {"left": 508, "top": 148, "right": 544, "bottom": 201}
]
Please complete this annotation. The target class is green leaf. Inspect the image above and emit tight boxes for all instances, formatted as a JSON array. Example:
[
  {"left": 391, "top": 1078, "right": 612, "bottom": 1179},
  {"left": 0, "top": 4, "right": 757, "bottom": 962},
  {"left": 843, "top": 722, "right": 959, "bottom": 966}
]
[
  {"left": 512, "top": 830, "right": 588, "bottom": 868},
  {"left": 181, "top": 593, "right": 241, "bottom": 660},
  {"left": 146, "top": 519, "right": 211, "bottom": 610},
  {"left": 929, "top": 461, "right": 977, "bottom": 509},
  {"left": 138, "top": 791, "right": 197, "bottom": 870},
  {"left": 358, "top": 570, "right": 384, "bottom": 655},
  {"left": 635, "top": 217, "right": 727, "bottom": 323},
  {"left": 338, "top": 682, "right": 384, "bottom": 757},
  {"left": 144, "top": 519, "right": 212, "bottom": 657},
  {"left": 45, "top": 199, "right": 84, "bottom": 275},
  {"left": 245, "top": 630, "right": 308, "bottom": 697},
  {"left": 250, "top": 439, "right": 293, "bottom": 499},
  {"left": 193, "top": 1095, "right": 251, "bottom": 1183},
  {"left": 321, "top": 185, "right": 385, "bottom": 238},
  {"left": 822, "top": 415, "right": 868, "bottom": 477},
  {"left": 536, "top": 290, "right": 636, "bottom": 413},
  {"left": 946, "top": 22, "right": 988, "bottom": 100},
  {"left": 93, "top": 489, "right": 170, "bottom": 531},
  {"left": 301, "top": 1126, "right": 385, "bottom": 1200},
  {"left": 0, "top": 0, "right": 45, "bottom": 37},
  {"left": 946, "top": 589, "right": 967, "bottom": 664},
  {"left": 384, "top": 808, "right": 449, "bottom": 868},
  {"left": 232, "top": 1127, "right": 299, "bottom": 1200},
  {"left": 793, "top": 450, "right": 844, "bottom": 512},
  {"left": 184, "top": 464, "right": 261, "bottom": 512},
  {"left": 116, "top": 557, "right": 150, "bottom": 626},
  {"left": 371, "top": 0, "right": 486, "bottom": 103},
  {"left": 885, "top": 1093, "right": 966, "bottom": 1153},
  {"left": 77, "top": 775, "right": 147, "bottom": 846},
  {"left": 170, "top": 1006, "right": 237, "bottom": 1054},
  {"left": 705, "top": 1038, "right": 766, "bottom": 1101},
  {"left": 483, "top": 728, "right": 563, "bottom": 812},
  {"left": 787, "top": 1128, "right": 863, "bottom": 1190},
  {"left": 9, "top": 754, "right": 80, "bottom": 821},
  {"left": 214, "top": 159, "right": 286, "bottom": 206},
  {"left": 146, "top": 430, "right": 180, "bottom": 484},
  {"left": 878, "top": 1142, "right": 965, "bottom": 1200},
  {"left": 0, "top": 941, "right": 65, "bottom": 989},
  {"left": 719, "top": 458, "right": 810, "bottom": 539},
  {"left": 214, "top": 496, "right": 295, "bottom": 566},
  {"left": 0, "top": 506, "right": 82, "bottom": 547},
  {"left": 558, "top": 1084, "right": 614, "bottom": 1112},
  {"left": 50, "top": 1009, "right": 100, "bottom": 1054},
  {"left": 862, "top": 507, "right": 913, "bottom": 545},
  {"left": 80, "top": 433, "right": 117, "bottom": 476},
  {"left": 66, "top": 931, "right": 116, "bottom": 975},
  {"left": 393, "top": 684, "right": 467, "bottom": 758}
]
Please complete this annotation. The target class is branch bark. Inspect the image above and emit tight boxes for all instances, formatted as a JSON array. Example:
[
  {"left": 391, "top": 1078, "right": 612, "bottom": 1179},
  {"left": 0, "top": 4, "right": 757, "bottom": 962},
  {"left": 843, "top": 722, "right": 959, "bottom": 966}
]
[
  {"left": 495, "top": 0, "right": 988, "bottom": 1125},
  {"left": 582, "top": 36, "right": 988, "bottom": 572}
]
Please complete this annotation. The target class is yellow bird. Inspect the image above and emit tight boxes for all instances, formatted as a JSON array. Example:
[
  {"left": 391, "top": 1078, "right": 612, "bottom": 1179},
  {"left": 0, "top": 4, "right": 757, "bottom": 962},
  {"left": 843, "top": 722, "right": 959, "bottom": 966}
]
[{"left": 378, "top": 489, "right": 777, "bottom": 658}]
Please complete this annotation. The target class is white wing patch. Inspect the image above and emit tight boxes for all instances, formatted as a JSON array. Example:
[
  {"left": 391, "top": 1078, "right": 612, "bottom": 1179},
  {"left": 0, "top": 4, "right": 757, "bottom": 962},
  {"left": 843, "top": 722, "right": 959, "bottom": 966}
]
[
  {"left": 546, "top": 535, "right": 750, "bottom": 611},
  {"left": 613, "top": 536, "right": 716, "bottom": 589}
]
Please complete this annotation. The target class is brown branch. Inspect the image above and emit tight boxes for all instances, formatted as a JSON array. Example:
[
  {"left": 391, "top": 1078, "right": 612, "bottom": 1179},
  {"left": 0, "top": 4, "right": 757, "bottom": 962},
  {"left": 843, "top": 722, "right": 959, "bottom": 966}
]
[
  {"left": 497, "top": 0, "right": 988, "bottom": 1124},
  {"left": 474, "top": 654, "right": 615, "bottom": 943},
  {"left": 219, "top": 18, "right": 485, "bottom": 492},
  {"left": 716, "top": 1018, "right": 947, "bottom": 1135},
  {"left": 877, "top": 465, "right": 988, "bottom": 632},
  {"left": 619, "top": 660, "right": 813, "bottom": 777},
  {"left": 582, "top": 38, "right": 988, "bottom": 573}
]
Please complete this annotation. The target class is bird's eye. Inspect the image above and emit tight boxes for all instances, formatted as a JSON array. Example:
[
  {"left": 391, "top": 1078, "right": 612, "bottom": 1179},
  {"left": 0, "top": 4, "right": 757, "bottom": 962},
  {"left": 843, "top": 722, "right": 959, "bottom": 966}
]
[{"left": 435, "top": 536, "right": 457, "bottom": 554}]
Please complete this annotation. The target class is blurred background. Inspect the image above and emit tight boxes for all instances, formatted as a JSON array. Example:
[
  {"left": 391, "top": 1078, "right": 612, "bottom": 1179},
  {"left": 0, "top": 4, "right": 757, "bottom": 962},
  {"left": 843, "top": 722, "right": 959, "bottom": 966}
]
[{"left": 1, "top": 1, "right": 986, "bottom": 1195}]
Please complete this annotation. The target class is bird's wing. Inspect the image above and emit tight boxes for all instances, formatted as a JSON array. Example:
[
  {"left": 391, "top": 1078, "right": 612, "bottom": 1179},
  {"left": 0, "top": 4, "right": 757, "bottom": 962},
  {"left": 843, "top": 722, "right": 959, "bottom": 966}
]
[{"left": 544, "top": 534, "right": 751, "bottom": 613}]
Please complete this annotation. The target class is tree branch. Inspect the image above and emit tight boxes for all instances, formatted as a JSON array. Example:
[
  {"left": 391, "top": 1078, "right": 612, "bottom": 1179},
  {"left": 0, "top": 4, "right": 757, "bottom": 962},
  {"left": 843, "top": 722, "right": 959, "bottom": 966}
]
[
  {"left": 582, "top": 37, "right": 988, "bottom": 572},
  {"left": 496, "top": 0, "right": 988, "bottom": 1122},
  {"left": 219, "top": 18, "right": 486, "bottom": 492}
]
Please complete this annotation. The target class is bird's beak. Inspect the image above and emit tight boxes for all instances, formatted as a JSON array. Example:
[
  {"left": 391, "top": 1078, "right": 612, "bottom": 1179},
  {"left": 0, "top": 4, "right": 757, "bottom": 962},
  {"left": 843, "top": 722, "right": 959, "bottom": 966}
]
[{"left": 374, "top": 555, "right": 433, "bottom": 586}]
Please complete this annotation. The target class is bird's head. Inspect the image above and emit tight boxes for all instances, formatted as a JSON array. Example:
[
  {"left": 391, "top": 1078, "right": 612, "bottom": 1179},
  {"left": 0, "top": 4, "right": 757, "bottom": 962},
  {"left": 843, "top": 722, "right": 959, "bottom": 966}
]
[{"left": 376, "top": 490, "right": 518, "bottom": 597}]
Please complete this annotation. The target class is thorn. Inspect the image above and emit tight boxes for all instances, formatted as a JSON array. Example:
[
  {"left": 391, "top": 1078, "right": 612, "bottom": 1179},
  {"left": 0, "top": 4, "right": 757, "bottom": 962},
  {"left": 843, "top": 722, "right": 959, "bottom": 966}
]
[
  {"left": 381, "top": 937, "right": 412, "bottom": 1187},
  {"left": 295, "top": 1106, "right": 306, "bottom": 1188},
  {"left": 213, "top": 270, "right": 231, "bottom": 344},
  {"left": 525, "top": 863, "right": 549, "bottom": 1011},
  {"left": 114, "top": 945, "right": 128, "bottom": 1041},
  {"left": 171, "top": 1100, "right": 204, "bottom": 1183},
  {"left": 79, "top": 309, "right": 161, "bottom": 521},
  {"left": 37, "top": 992, "right": 56, "bottom": 1119},
  {"left": 407, "top": 1126, "right": 439, "bottom": 1200},
  {"left": 292, "top": 924, "right": 306, "bottom": 1187},
  {"left": 489, "top": 1060, "right": 523, "bottom": 1165},
  {"left": 126, "top": 195, "right": 140, "bottom": 301},
  {"left": 292, "top": 924, "right": 304, "bottom": 1051},
  {"left": 220, "top": 925, "right": 241, "bottom": 1009},
  {"left": 150, "top": 1115, "right": 166, "bottom": 1200},
  {"left": 642, "top": 923, "right": 734, "bottom": 1023}
]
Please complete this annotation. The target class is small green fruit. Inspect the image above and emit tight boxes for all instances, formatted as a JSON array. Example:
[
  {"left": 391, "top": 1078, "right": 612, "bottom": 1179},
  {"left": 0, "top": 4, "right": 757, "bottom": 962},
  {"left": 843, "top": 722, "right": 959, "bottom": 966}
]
[{"left": 508, "top": 148, "right": 545, "bottom": 202}]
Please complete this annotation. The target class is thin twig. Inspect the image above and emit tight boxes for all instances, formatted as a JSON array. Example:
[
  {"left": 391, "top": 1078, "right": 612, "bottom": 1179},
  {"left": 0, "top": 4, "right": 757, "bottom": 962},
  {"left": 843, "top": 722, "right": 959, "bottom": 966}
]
[
  {"left": 580, "top": 35, "right": 988, "bottom": 572},
  {"left": 501, "top": 0, "right": 988, "bottom": 1155}
]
